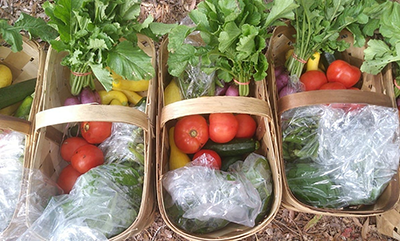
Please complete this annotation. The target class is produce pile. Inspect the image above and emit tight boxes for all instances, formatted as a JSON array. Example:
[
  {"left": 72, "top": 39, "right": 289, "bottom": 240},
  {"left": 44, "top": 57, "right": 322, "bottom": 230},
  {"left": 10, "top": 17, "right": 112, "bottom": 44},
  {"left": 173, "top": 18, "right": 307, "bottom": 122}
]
[
  {"left": 163, "top": 112, "right": 272, "bottom": 234},
  {"left": 20, "top": 103, "right": 147, "bottom": 239},
  {"left": 1, "top": 0, "right": 400, "bottom": 240}
]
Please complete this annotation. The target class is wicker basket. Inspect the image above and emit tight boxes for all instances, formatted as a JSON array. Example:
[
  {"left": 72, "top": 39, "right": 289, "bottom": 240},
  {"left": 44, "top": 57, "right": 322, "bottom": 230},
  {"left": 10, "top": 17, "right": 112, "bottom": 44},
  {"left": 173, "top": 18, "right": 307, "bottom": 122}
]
[
  {"left": 156, "top": 37, "right": 282, "bottom": 241},
  {"left": 25, "top": 34, "right": 157, "bottom": 240},
  {"left": 0, "top": 37, "right": 45, "bottom": 236},
  {"left": 265, "top": 25, "right": 400, "bottom": 216}
]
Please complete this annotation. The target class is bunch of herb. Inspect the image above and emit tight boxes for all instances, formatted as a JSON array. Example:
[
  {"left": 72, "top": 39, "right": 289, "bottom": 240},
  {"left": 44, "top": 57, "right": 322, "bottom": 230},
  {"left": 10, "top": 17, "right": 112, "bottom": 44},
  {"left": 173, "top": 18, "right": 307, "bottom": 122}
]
[
  {"left": 285, "top": 0, "right": 385, "bottom": 83},
  {"left": 43, "top": 0, "right": 170, "bottom": 95},
  {"left": 167, "top": 0, "right": 298, "bottom": 96},
  {"left": 1, "top": 0, "right": 174, "bottom": 96},
  {"left": 360, "top": 1, "right": 400, "bottom": 97}
]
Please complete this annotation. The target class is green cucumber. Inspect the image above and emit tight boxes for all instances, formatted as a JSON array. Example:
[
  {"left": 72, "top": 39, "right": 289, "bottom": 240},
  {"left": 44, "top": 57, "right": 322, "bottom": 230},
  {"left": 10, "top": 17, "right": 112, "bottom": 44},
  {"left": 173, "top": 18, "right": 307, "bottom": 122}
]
[
  {"left": 0, "top": 78, "right": 36, "bottom": 109},
  {"left": 221, "top": 156, "right": 242, "bottom": 171},
  {"left": 15, "top": 95, "right": 33, "bottom": 120},
  {"left": 203, "top": 138, "right": 260, "bottom": 157}
]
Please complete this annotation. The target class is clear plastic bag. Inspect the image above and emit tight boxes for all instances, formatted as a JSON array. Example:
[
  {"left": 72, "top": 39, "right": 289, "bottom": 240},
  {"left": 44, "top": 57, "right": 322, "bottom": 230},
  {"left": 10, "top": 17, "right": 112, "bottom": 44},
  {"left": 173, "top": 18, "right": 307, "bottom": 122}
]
[
  {"left": 17, "top": 164, "right": 143, "bottom": 240},
  {"left": 163, "top": 153, "right": 272, "bottom": 234},
  {"left": 176, "top": 62, "right": 216, "bottom": 99},
  {"left": 0, "top": 130, "right": 25, "bottom": 233},
  {"left": 282, "top": 104, "right": 400, "bottom": 208},
  {"left": 98, "top": 122, "right": 144, "bottom": 168}
]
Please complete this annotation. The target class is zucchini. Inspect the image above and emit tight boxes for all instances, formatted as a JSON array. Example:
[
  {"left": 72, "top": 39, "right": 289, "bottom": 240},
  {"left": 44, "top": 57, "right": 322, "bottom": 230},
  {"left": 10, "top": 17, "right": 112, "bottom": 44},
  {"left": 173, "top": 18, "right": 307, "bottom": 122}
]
[
  {"left": 0, "top": 78, "right": 36, "bottom": 109},
  {"left": 15, "top": 95, "right": 33, "bottom": 120},
  {"left": 320, "top": 52, "right": 342, "bottom": 71},
  {"left": 221, "top": 156, "right": 242, "bottom": 171},
  {"left": 203, "top": 138, "right": 260, "bottom": 157}
]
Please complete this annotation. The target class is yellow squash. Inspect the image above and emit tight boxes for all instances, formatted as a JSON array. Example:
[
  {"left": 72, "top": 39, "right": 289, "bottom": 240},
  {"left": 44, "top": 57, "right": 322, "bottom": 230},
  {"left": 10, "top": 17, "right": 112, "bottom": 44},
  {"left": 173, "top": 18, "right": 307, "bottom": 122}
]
[
  {"left": 164, "top": 79, "right": 182, "bottom": 106},
  {"left": 306, "top": 52, "right": 321, "bottom": 72},
  {"left": 98, "top": 90, "right": 128, "bottom": 106},
  {"left": 113, "top": 88, "right": 143, "bottom": 105},
  {"left": 169, "top": 127, "right": 191, "bottom": 170}
]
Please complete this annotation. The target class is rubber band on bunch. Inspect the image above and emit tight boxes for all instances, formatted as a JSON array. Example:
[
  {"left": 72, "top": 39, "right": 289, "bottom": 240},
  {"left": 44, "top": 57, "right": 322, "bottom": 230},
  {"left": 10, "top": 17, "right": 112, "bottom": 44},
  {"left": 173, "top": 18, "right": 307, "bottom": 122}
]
[
  {"left": 292, "top": 52, "right": 307, "bottom": 64},
  {"left": 233, "top": 79, "right": 250, "bottom": 85},
  {"left": 71, "top": 70, "right": 92, "bottom": 77}
]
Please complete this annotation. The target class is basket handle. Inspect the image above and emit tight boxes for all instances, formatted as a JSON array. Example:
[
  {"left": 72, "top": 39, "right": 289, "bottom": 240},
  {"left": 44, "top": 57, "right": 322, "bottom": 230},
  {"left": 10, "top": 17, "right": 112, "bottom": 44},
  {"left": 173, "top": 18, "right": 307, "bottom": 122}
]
[
  {"left": 0, "top": 114, "right": 31, "bottom": 135},
  {"left": 278, "top": 90, "right": 394, "bottom": 115},
  {"left": 35, "top": 104, "right": 149, "bottom": 132},
  {"left": 160, "top": 96, "right": 272, "bottom": 128}
]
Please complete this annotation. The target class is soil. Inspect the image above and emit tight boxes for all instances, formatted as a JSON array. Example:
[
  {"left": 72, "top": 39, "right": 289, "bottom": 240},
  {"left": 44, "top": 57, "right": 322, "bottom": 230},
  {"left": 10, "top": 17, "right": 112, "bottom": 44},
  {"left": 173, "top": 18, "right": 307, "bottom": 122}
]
[{"left": 1, "top": 0, "right": 398, "bottom": 240}]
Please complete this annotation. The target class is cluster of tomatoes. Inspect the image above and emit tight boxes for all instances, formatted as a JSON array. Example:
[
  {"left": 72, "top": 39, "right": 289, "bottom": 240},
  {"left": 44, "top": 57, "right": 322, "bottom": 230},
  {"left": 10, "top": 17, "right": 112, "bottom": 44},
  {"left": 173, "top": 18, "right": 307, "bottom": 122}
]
[
  {"left": 57, "top": 121, "right": 112, "bottom": 193},
  {"left": 300, "top": 59, "right": 362, "bottom": 91},
  {"left": 173, "top": 113, "right": 256, "bottom": 169}
]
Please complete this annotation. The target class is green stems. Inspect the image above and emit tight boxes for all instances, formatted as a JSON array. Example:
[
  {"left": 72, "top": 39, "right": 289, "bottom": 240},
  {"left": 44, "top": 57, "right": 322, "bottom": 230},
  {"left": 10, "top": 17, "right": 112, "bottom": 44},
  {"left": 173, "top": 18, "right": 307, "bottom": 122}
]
[{"left": 69, "top": 64, "right": 95, "bottom": 96}]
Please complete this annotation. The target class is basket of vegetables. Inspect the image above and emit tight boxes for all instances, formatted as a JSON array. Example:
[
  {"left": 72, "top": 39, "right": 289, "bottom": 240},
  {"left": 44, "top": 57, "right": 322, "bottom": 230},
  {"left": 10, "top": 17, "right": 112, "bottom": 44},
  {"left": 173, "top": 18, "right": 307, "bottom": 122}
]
[
  {"left": 0, "top": 36, "right": 45, "bottom": 237},
  {"left": 265, "top": 0, "right": 400, "bottom": 217},
  {"left": 17, "top": 0, "right": 158, "bottom": 238},
  {"left": 155, "top": 0, "right": 299, "bottom": 239},
  {"left": 21, "top": 34, "right": 157, "bottom": 240}
]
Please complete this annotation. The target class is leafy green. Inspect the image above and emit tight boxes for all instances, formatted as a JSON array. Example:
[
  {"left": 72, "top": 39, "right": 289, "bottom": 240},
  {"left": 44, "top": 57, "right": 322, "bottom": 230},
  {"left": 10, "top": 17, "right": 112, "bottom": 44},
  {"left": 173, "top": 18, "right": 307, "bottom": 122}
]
[
  {"left": 286, "top": 162, "right": 342, "bottom": 208},
  {"left": 360, "top": 1, "right": 400, "bottom": 91},
  {"left": 286, "top": 0, "right": 385, "bottom": 79},
  {"left": 0, "top": 13, "right": 58, "bottom": 52},
  {"left": 167, "top": 0, "right": 298, "bottom": 96},
  {"left": 25, "top": 164, "right": 143, "bottom": 239},
  {"left": 1, "top": 0, "right": 175, "bottom": 96},
  {"left": 41, "top": 0, "right": 159, "bottom": 95}
]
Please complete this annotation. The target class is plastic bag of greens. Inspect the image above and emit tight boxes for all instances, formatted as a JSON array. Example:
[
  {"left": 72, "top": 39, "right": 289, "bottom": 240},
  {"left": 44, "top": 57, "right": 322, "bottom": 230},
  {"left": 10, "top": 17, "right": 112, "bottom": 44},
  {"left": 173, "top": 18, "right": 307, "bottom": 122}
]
[
  {"left": 0, "top": 130, "right": 25, "bottom": 233},
  {"left": 18, "top": 164, "right": 143, "bottom": 240},
  {"left": 163, "top": 153, "right": 272, "bottom": 234},
  {"left": 174, "top": 31, "right": 216, "bottom": 99},
  {"left": 282, "top": 104, "right": 400, "bottom": 208},
  {"left": 98, "top": 122, "right": 145, "bottom": 168}
]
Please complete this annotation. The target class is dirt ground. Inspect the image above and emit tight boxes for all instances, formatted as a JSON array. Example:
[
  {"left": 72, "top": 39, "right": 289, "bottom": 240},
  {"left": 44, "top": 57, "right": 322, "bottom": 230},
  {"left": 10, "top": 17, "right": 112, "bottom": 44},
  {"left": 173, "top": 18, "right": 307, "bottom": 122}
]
[{"left": 1, "top": 0, "right": 398, "bottom": 240}]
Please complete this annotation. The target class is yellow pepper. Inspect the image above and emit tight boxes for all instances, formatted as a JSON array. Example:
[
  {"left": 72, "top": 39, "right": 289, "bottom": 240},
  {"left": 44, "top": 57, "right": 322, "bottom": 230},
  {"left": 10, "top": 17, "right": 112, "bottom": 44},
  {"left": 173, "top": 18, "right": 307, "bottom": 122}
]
[
  {"left": 306, "top": 52, "right": 321, "bottom": 72},
  {"left": 98, "top": 90, "right": 128, "bottom": 106}
]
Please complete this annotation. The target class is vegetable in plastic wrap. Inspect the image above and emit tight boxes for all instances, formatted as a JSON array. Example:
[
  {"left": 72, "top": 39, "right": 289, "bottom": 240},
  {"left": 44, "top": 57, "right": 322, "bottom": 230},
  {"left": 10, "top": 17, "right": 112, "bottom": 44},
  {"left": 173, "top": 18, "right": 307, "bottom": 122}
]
[
  {"left": 177, "top": 62, "right": 216, "bottom": 99},
  {"left": 282, "top": 104, "right": 400, "bottom": 208},
  {"left": 163, "top": 152, "right": 272, "bottom": 234},
  {"left": 98, "top": 103, "right": 146, "bottom": 172},
  {"left": 0, "top": 130, "right": 25, "bottom": 232},
  {"left": 175, "top": 33, "right": 216, "bottom": 99},
  {"left": 18, "top": 164, "right": 143, "bottom": 240}
]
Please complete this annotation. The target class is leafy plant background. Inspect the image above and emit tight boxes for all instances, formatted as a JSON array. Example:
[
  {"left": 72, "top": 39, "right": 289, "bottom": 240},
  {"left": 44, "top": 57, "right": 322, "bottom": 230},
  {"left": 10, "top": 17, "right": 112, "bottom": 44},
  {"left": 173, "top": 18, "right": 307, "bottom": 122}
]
[{"left": 0, "top": 0, "right": 397, "bottom": 240}]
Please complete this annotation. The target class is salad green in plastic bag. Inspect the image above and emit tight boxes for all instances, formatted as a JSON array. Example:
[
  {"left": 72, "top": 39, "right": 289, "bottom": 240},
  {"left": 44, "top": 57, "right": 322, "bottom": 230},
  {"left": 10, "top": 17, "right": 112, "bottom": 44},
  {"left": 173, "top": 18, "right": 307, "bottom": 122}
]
[
  {"left": 282, "top": 104, "right": 400, "bottom": 208},
  {"left": 163, "top": 152, "right": 273, "bottom": 234}
]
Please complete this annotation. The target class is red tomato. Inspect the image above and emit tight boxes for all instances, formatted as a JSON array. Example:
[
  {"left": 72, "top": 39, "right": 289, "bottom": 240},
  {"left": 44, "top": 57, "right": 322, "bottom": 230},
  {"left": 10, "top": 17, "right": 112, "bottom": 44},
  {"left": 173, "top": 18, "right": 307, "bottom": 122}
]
[
  {"left": 300, "top": 70, "right": 328, "bottom": 91},
  {"left": 174, "top": 115, "right": 209, "bottom": 154},
  {"left": 326, "top": 60, "right": 361, "bottom": 88},
  {"left": 209, "top": 113, "right": 238, "bottom": 143},
  {"left": 71, "top": 144, "right": 104, "bottom": 173},
  {"left": 192, "top": 149, "right": 221, "bottom": 170},
  {"left": 80, "top": 121, "right": 112, "bottom": 144},
  {"left": 235, "top": 114, "right": 256, "bottom": 138},
  {"left": 319, "top": 82, "right": 347, "bottom": 90},
  {"left": 60, "top": 137, "right": 88, "bottom": 162},
  {"left": 57, "top": 164, "right": 82, "bottom": 194}
]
